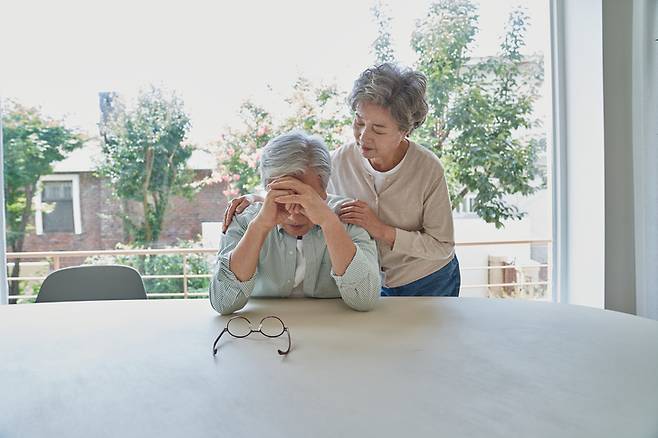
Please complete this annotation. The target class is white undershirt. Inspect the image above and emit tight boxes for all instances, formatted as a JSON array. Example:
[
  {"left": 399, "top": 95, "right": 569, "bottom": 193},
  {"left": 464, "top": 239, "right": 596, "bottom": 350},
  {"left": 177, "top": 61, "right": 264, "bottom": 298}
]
[
  {"left": 362, "top": 151, "right": 408, "bottom": 193},
  {"left": 290, "top": 238, "right": 305, "bottom": 297}
]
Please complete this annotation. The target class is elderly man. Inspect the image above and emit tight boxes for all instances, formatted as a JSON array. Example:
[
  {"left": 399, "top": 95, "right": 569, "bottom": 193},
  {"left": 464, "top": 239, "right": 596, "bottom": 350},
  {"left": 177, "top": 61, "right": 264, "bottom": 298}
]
[{"left": 210, "top": 131, "right": 380, "bottom": 314}]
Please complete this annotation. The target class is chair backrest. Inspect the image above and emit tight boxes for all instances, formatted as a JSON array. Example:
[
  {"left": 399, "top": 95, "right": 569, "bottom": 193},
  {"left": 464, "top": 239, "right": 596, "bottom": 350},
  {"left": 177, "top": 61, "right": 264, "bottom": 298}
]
[{"left": 36, "top": 265, "right": 147, "bottom": 303}]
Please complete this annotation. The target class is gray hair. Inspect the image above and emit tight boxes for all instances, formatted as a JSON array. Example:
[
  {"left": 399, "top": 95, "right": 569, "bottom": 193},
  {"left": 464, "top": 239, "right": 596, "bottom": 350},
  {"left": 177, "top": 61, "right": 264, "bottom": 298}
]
[
  {"left": 348, "top": 63, "right": 429, "bottom": 134},
  {"left": 259, "top": 130, "right": 332, "bottom": 189}
]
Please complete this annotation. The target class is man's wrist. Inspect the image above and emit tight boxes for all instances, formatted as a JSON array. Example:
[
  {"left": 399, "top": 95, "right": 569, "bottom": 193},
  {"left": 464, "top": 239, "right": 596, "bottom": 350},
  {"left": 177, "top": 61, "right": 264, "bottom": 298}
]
[
  {"left": 249, "top": 216, "right": 273, "bottom": 236},
  {"left": 318, "top": 212, "right": 341, "bottom": 230}
]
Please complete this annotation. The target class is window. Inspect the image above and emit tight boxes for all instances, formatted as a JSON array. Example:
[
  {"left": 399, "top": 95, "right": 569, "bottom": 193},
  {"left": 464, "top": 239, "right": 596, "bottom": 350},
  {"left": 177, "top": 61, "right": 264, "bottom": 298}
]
[
  {"left": 454, "top": 194, "right": 477, "bottom": 216},
  {"left": 3, "top": 0, "right": 554, "bottom": 304},
  {"left": 35, "top": 174, "right": 81, "bottom": 235},
  {"left": 42, "top": 181, "right": 73, "bottom": 232}
]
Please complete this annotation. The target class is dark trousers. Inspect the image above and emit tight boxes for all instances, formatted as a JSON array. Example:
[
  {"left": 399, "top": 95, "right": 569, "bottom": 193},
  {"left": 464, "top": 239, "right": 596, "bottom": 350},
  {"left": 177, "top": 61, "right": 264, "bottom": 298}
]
[{"left": 381, "top": 256, "right": 461, "bottom": 297}]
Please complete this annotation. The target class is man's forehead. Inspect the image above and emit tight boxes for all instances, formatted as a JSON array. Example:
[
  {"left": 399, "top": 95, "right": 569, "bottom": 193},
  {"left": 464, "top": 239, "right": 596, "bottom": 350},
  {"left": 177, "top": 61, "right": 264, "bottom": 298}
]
[
  {"left": 269, "top": 173, "right": 302, "bottom": 184},
  {"left": 279, "top": 173, "right": 302, "bottom": 180},
  {"left": 272, "top": 169, "right": 318, "bottom": 181}
]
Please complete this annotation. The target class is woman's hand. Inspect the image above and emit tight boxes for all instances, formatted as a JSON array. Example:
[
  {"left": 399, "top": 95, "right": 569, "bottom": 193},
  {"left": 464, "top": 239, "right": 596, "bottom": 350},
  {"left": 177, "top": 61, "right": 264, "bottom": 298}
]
[
  {"left": 339, "top": 200, "right": 396, "bottom": 247},
  {"left": 222, "top": 194, "right": 264, "bottom": 233}
]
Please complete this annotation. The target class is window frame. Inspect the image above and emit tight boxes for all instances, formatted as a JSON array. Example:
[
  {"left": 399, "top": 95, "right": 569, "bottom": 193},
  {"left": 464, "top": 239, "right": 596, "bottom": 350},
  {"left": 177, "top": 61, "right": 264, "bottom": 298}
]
[
  {"left": 549, "top": 0, "right": 607, "bottom": 309},
  {"left": 35, "top": 174, "right": 82, "bottom": 235},
  {"left": 549, "top": 0, "right": 568, "bottom": 305},
  {"left": 0, "top": 1, "right": 610, "bottom": 306},
  {"left": 632, "top": 0, "right": 658, "bottom": 319},
  {"left": 453, "top": 193, "right": 478, "bottom": 218},
  {"left": 0, "top": 102, "right": 7, "bottom": 305}
]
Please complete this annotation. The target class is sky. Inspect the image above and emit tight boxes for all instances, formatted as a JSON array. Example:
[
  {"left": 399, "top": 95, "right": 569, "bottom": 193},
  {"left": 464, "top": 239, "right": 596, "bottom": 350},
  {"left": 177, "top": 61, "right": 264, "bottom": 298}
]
[{"left": 0, "top": 0, "right": 550, "bottom": 146}]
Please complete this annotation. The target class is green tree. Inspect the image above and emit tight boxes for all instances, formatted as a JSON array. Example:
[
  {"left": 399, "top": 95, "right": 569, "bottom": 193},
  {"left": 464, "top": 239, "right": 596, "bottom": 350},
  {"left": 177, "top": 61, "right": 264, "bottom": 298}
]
[
  {"left": 280, "top": 78, "right": 352, "bottom": 150},
  {"left": 215, "top": 79, "right": 351, "bottom": 196},
  {"left": 373, "top": 0, "right": 544, "bottom": 227},
  {"left": 99, "top": 86, "right": 194, "bottom": 245},
  {"left": 214, "top": 101, "right": 274, "bottom": 199},
  {"left": 411, "top": 0, "right": 545, "bottom": 227},
  {"left": 371, "top": 0, "right": 396, "bottom": 64},
  {"left": 2, "top": 102, "right": 83, "bottom": 300}
]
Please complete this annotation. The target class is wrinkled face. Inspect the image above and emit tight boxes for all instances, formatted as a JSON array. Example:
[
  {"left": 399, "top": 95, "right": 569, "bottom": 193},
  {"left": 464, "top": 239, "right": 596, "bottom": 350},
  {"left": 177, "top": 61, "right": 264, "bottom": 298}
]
[
  {"left": 271, "top": 169, "right": 326, "bottom": 237},
  {"left": 352, "top": 100, "right": 407, "bottom": 162}
]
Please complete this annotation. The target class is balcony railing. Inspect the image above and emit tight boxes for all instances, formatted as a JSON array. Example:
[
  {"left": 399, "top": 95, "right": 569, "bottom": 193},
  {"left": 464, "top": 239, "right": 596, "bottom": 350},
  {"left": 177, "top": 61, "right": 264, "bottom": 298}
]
[{"left": 5, "top": 239, "right": 552, "bottom": 302}]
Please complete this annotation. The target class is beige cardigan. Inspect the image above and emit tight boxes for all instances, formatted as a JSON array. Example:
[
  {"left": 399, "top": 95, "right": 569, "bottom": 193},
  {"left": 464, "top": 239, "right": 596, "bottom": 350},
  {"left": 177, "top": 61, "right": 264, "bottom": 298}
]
[{"left": 328, "top": 141, "right": 455, "bottom": 288}]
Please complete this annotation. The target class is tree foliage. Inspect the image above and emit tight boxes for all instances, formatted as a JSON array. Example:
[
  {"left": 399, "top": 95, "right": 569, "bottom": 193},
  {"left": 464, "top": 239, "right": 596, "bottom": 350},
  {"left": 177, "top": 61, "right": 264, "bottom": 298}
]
[
  {"left": 213, "top": 102, "right": 273, "bottom": 199},
  {"left": 215, "top": 0, "right": 545, "bottom": 229},
  {"left": 214, "top": 79, "right": 351, "bottom": 197},
  {"left": 410, "top": 0, "right": 545, "bottom": 227},
  {"left": 99, "top": 86, "right": 194, "bottom": 245},
  {"left": 371, "top": 0, "right": 396, "bottom": 64},
  {"left": 2, "top": 101, "right": 84, "bottom": 299}
]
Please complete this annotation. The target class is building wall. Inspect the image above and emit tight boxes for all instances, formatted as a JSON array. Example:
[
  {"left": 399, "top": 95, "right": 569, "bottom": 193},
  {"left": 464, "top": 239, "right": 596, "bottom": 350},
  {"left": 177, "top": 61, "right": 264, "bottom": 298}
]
[
  {"left": 23, "top": 173, "right": 110, "bottom": 253},
  {"left": 159, "top": 171, "right": 227, "bottom": 243},
  {"left": 22, "top": 171, "right": 227, "bottom": 266}
]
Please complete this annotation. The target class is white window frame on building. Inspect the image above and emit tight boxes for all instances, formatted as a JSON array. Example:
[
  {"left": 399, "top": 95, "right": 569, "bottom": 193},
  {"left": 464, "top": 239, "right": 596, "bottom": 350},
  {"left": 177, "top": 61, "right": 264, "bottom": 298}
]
[
  {"left": 453, "top": 193, "right": 478, "bottom": 217},
  {"left": 35, "top": 174, "right": 82, "bottom": 235}
]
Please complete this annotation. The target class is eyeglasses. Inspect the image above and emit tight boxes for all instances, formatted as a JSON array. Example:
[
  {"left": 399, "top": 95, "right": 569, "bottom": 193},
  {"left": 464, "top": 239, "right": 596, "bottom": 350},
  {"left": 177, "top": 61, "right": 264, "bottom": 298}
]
[{"left": 212, "top": 315, "right": 291, "bottom": 356}]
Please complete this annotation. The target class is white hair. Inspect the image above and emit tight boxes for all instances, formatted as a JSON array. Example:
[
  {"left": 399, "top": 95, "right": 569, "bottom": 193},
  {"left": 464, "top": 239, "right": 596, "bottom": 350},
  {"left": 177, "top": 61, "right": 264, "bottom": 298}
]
[{"left": 259, "top": 130, "right": 332, "bottom": 189}]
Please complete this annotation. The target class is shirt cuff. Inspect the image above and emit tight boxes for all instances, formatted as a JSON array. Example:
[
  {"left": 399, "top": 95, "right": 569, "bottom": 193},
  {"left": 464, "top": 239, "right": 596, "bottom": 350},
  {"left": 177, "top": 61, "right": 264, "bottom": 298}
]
[
  {"left": 210, "top": 253, "right": 257, "bottom": 314},
  {"left": 330, "top": 246, "right": 380, "bottom": 311},
  {"left": 331, "top": 245, "right": 367, "bottom": 285},
  {"left": 219, "top": 253, "right": 257, "bottom": 285},
  {"left": 392, "top": 227, "right": 413, "bottom": 254}
]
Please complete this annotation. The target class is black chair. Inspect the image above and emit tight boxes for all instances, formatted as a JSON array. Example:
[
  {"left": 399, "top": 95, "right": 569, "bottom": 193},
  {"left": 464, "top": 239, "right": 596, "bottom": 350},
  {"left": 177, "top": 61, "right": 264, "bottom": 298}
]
[{"left": 36, "top": 265, "right": 147, "bottom": 303}]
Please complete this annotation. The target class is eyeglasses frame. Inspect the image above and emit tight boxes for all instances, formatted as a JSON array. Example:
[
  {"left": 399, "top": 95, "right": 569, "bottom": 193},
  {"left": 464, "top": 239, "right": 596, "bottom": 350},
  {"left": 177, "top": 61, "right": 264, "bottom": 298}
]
[{"left": 212, "top": 315, "right": 291, "bottom": 356}]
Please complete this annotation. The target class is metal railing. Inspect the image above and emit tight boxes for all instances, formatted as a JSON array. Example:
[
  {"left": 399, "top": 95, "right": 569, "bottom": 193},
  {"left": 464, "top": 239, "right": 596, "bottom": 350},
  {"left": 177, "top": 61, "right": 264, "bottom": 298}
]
[{"left": 5, "top": 239, "right": 552, "bottom": 302}]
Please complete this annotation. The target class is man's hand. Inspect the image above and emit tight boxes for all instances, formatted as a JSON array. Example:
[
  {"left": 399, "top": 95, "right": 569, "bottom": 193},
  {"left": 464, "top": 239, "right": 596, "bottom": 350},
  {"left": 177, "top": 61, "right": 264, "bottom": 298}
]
[
  {"left": 268, "top": 177, "right": 335, "bottom": 227},
  {"left": 251, "top": 189, "right": 291, "bottom": 231},
  {"left": 226, "top": 189, "right": 286, "bottom": 283}
]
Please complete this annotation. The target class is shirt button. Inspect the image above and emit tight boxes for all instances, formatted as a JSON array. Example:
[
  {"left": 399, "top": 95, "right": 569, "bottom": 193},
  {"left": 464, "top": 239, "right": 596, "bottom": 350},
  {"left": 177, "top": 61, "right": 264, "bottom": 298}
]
[{"left": 288, "top": 251, "right": 293, "bottom": 255}]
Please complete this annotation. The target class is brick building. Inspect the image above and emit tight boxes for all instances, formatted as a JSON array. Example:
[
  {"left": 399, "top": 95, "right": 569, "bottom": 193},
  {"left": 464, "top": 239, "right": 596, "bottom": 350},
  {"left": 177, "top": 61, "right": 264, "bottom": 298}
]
[{"left": 22, "top": 140, "right": 228, "bottom": 257}]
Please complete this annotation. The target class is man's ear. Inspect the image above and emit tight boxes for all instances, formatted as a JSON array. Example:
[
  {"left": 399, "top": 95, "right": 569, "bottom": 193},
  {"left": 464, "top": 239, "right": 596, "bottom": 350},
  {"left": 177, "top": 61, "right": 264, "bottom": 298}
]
[{"left": 316, "top": 173, "right": 328, "bottom": 200}]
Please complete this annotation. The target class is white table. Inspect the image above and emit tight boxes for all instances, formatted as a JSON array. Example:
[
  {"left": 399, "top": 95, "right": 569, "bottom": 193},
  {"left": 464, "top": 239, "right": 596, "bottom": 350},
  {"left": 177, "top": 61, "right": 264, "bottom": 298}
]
[{"left": 1, "top": 298, "right": 657, "bottom": 437}]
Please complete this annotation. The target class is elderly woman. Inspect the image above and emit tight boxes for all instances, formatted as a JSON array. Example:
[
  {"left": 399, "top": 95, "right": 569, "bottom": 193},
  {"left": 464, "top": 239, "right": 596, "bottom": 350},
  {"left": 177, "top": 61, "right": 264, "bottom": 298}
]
[
  {"left": 210, "top": 130, "right": 380, "bottom": 315},
  {"left": 224, "top": 63, "right": 460, "bottom": 297}
]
